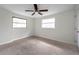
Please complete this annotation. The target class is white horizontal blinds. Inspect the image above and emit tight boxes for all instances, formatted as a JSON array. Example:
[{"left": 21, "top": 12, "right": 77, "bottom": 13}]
[
  {"left": 13, "top": 17, "right": 26, "bottom": 28},
  {"left": 13, "top": 18, "right": 26, "bottom": 24},
  {"left": 42, "top": 23, "right": 55, "bottom": 28},
  {"left": 42, "top": 18, "right": 55, "bottom": 28},
  {"left": 42, "top": 18, "right": 55, "bottom": 23},
  {"left": 13, "top": 23, "right": 26, "bottom": 28}
]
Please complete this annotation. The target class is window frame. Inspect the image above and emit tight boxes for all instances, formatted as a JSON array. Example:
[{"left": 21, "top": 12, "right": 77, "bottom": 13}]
[{"left": 12, "top": 16, "right": 27, "bottom": 28}]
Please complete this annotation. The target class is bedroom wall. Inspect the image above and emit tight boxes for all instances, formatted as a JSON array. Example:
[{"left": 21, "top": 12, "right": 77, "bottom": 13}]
[
  {"left": 76, "top": 5, "right": 79, "bottom": 47},
  {"left": 34, "top": 10, "right": 75, "bottom": 45},
  {"left": 0, "top": 7, "right": 33, "bottom": 44}
]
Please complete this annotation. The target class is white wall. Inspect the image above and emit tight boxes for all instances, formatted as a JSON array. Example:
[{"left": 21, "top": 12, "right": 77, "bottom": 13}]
[
  {"left": 34, "top": 10, "right": 75, "bottom": 45},
  {"left": 0, "top": 7, "right": 33, "bottom": 44},
  {"left": 76, "top": 5, "right": 79, "bottom": 47}
]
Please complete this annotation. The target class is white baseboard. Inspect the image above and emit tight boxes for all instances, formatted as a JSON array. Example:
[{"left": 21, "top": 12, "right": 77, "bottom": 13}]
[
  {"left": 35, "top": 35, "right": 76, "bottom": 46},
  {"left": 0, "top": 35, "right": 31, "bottom": 45}
]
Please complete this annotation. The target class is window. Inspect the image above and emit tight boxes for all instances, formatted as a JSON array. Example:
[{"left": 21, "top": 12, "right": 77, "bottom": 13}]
[
  {"left": 13, "top": 17, "right": 26, "bottom": 28},
  {"left": 42, "top": 18, "right": 55, "bottom": 28}
]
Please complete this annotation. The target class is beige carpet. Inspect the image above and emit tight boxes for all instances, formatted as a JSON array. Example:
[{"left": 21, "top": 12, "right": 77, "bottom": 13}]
[{"left": 0, "top": 36, "right": 79, "bottom": 55}]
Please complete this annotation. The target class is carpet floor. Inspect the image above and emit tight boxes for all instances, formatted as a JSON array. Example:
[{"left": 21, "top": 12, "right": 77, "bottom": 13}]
[{"left": 0, "top": 36, "right": 79, "bottom": 55}]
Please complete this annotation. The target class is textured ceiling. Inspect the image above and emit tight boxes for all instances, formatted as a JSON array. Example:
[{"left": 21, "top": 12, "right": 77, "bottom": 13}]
[{"left": 0, "top": 4, "right": 74, "bottom": 18}]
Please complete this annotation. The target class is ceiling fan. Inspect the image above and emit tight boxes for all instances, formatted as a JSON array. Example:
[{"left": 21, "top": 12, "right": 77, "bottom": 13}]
[{"left": 25, "top": 4, "right": 48, "bottom": 15}]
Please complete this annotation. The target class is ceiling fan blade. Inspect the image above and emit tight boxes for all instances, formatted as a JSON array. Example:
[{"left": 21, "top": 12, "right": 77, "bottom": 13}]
[
  {"left": 38, "top": 12, "right": 42, "bottom": 15},
  {"left": 39, "top": 9, "right": 48, "bottom": 12},
  {"left": 32, "top": 12, "right": 35, "bottom": 15},
  {"left": 25, "top": 10, "right": 34, "bottom": 12}
]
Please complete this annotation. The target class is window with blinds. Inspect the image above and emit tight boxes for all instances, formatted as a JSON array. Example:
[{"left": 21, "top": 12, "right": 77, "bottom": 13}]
[
  {"left": 13, "top": 17, "right": 26, "bottom": 28},
  {"left": 42, "top": 18, "right": 55, "bottom": 28}
]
